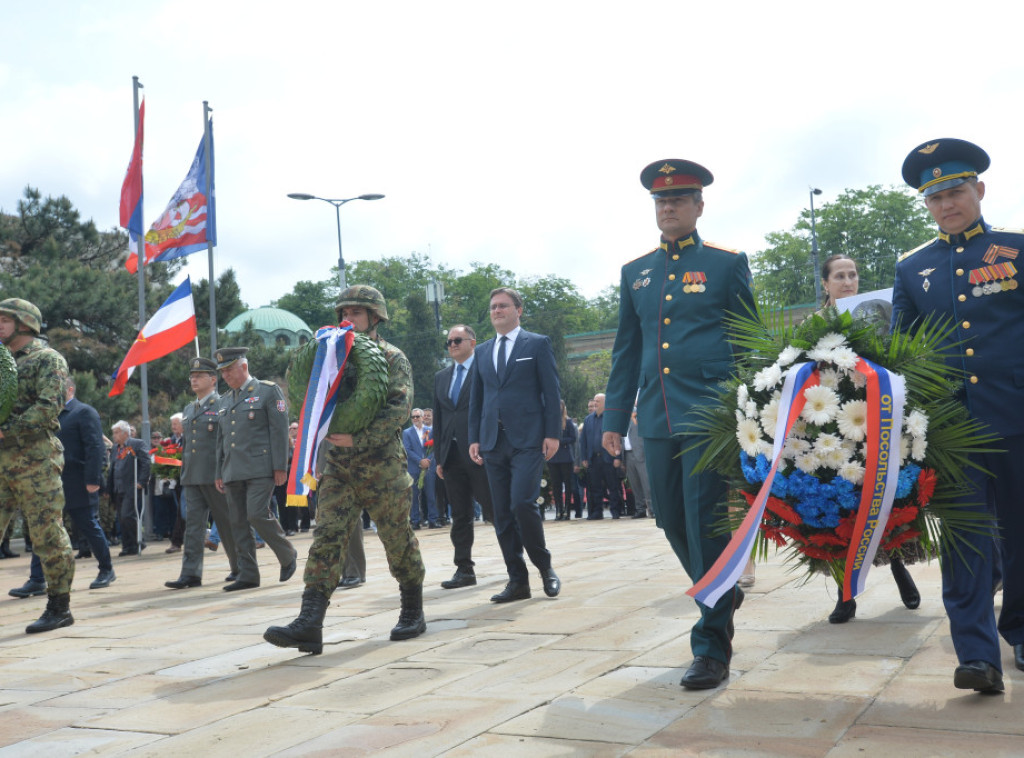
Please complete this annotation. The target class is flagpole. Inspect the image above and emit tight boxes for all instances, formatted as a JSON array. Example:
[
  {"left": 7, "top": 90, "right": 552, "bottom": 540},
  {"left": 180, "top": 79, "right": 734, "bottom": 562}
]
[
  {"left": 131, "top": 76, "right": 151, "bottom": 447},
  {"left": 203, "top": 101, "right": 217, "bottom": 356}
]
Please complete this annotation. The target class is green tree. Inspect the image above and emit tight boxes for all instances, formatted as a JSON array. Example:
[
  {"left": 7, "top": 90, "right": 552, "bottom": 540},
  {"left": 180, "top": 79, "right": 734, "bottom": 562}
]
[
  {"left": 750, "top": 185, "right": 933, "bottom": 307},
  {"left": 273, "top": 279, "right": 338, "bottom": 331}
]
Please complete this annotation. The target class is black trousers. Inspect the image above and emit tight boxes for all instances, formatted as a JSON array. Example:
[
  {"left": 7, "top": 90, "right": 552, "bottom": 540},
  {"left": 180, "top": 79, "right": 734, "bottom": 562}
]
[{"left": 442, "top": 439, "right": 493, "bottom": 569}]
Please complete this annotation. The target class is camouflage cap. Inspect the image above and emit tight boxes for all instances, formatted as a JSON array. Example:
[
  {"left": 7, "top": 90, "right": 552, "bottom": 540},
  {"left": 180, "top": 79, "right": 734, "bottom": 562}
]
[
  {"left": 189, "top": 356, "right": 219, "bottom": 374},
  {"left": 335, "top": 285, "right": 389, "bottom": 322},
  {"left": 214, "top": 347, "right": 249, "bottom": 370},
  {"left": 0, "top": 298, "right": 43, "bottom": 335}
]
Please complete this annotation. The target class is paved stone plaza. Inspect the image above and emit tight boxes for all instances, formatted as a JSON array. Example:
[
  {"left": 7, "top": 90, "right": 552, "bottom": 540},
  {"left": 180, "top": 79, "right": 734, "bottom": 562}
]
[{"left": 0, "top": 516, "right": 1019, "bottom": 756}]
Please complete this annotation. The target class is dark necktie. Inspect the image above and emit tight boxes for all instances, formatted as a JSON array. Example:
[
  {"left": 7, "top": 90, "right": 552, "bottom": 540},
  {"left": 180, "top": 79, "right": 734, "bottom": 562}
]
[
  {"left": 497, "top": 336, "right": 508, "bottom": 381},
  {"left": 451, "top": 363, "right": 465, "bottom": 403}
]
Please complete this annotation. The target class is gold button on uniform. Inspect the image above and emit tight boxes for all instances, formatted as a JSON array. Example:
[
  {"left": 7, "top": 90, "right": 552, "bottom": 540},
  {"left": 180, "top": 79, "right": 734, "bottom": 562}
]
[
  {"left": 970, "top": 376, "right": 978, "bottom": 384},
  {"left": 672, "top": 254, "right": 679, "bottom": 260},
  {"left": 662, "top": 342, "right": 669, "bottom": 349},
  {"left": 956, "top": 268, "right": 964, "bottom": 276},
  {"left": 663, "top": 367, "right": 670, "bottom": 374},
  {"left": 669, "top": 274, "right": 676, "bottom": 280},
  {"left": 958, "top": 294, "right": 967, "bottom": 302},
  {"left": 663, "top": 318, "right": 671, "bottom": 324},
  {"left": 965, "top": 348, "right": 975, "bottom": 356},
  {"left": 962, "top": 321, "right": 971, "bottom": 329},
  {"left": 666, "top": 294, "right": 673, "bottom": 301},
  {"left": 956, "top": 246, "right": 965, "bottom": 253}
]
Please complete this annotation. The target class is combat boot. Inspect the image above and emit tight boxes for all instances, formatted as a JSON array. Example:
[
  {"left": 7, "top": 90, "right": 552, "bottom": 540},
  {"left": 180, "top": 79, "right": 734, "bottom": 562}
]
[
  {"left": 26, "top": 593, "right": 74, "bottom": 634},
  {"left": 390, "top": 584, "right": 426, "bottom": 640},
  {"left": 263, "top": 588, "right": 330, "bottom": 654}
]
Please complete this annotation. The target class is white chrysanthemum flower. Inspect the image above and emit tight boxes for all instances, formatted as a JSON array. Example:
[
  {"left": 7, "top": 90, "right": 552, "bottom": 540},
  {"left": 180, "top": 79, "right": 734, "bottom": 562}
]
[
  {"left": 823, "top": 447, "right": 848, "bottom": 469},
  {"left": 735, "top": 409, "right": 746, "bottom": 424},
  {"left": 830, "top": 347, "right": 859, "bottom": 370},
  {"left": 841, "top": 439, "right": 860, "bottom": 459},
  {"left": 905, "top": 409, "right": 929, "bottom": 439},
  {"left": 794, "top": 451, "right": 821, "bottom": 474},
  {"left": 753, "top": 363, "right": 783, "bottom": 392},
  {"left": 899, "top": 435, "right": 910, "bottom": 466},
  {"left": 777, "top": 345, "right": 803, "bottom": 367},
  {"left": 744, "top": 400, "right": 759, "bottom": 419},
  {"left": 836, "top": 400, "right": 868, "bottom": 442},
  {"left": 850, "top": 371, "right": 867, "bottom": 389},
  {"left": 801, "top": 384, "right": 841, "bottom": 424},
  {"left": 790, "top": 419, "right": 808, "bottom": 438},
  {"left": 911, "top": 436, "right": 928, "bottom": 461},
  {"left": 736, "top": 383, "right": 749, "bottom": 409},
  {"left": 783, "top": 437, "right": 811, "bottom": 458},
  {"left": 758, "top": 438, "right": 775, "bottom": 458},
  {"left": 839, "top": 460, "right": 865, "bottom": 485},
  {"left": 760, "top": 396, "right": 780, "bottom": 440},
  {"left": 814, "top": 432, "right": 842, "bottom": 455},
  {"left": 736, "top": 418, "right": 762, "bottom": 457},
  {"left": 818, "top": 368, "right": 840, "bottom": 390},
  {"left": 815, "top": 333, "right": 848, "bottom": 352}
]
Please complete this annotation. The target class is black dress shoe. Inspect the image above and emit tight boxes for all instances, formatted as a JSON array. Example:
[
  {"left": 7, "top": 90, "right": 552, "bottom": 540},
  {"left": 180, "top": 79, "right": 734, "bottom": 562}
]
[
  {"left": 829, "top": 597, "right": 856, "bottom": 624},
  {"left": 953, "top": 660, "right": 1004, "bottom": 692},
  {"left": 541, "top": 568, "right": 560, "bottom": 597},
  {"left": 680, "top": 656, "right": 729, "bottom": 689},
  {"left": 225, "top": 573, "right": 238, "bottom": 582},
  {"left": 280, "top": 556, "right": 297, "bottom": 582},
  {"left": 75, "top": 550, "right": 92, "bottom": 559},
  {"left": 223, "top": 580, "right": 260, "bottom": 592},
  {"left": 90, "top": 569, "right": 116, "bottom": 589},
  {"left": 441, "top": 570, "right": 477, "bottom": 589},
  {"left": 165, "top": 575, "right": 202, "bottom": 590},
  {"left": 337, "top": 576, "right": 365, "bottom": 589},
  {"left": 490, "top": 582, "right": 531, "bottom": 603},
  {"left": 890, "top": 560, "right": 920, "bottom": 609},
  {"left": 1014, "top": 644, "right": 1024, "bottom": 673}
]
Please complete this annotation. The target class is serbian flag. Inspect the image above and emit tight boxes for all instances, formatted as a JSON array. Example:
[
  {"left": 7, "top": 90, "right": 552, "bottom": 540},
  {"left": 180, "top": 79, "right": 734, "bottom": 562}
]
[
  {"left": 119, "top": 99, "right": 145, "bottom": 265},
  {"left": 109, "top": 277, "right": 197, "bottom": 396},
  {"left": 286, "top": 324, "right": 356, "bottom": 505},
  {"left": 126, "top": 123, "right": 216, "bottom": 273}
]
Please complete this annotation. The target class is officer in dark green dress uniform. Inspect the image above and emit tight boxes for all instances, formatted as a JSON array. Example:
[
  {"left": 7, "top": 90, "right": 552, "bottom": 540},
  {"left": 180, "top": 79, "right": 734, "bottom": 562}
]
[
  {"left": 602, "top": 160, "right": 755, "bottom": 689},
  {"left": 892, "top": 138, "right": 1024, "bottom": 692}
]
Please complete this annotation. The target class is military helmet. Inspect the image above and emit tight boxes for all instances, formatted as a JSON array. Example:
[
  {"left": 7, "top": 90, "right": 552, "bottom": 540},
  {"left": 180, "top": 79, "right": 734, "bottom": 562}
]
[
  {"left": 0, "top": 298, "right": 43, "bottom": 335},
  {"left": 335, "top": 285, "right": 389, "bottom": 322}
]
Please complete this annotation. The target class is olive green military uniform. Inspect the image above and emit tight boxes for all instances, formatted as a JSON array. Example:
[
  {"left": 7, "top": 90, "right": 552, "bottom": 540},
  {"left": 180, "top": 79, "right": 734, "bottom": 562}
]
[
  {"left": 215, "top": 375, "right": 296, "bottom": 584},
  {"left": 303, "top": 335, "right": 424, "bottom": 596},
  {"left": 0, "top": 338, "right": 75, "bottom": 593}
]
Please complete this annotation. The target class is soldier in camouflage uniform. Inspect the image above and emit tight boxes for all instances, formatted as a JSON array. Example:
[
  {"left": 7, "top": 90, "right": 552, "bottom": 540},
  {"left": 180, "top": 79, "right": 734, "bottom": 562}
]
[
  {"left": 264, "top": 285, "right": 426, "bottom": 654},
  {"left": 0, "top": 298, "right": 76, "bottom": 633}
]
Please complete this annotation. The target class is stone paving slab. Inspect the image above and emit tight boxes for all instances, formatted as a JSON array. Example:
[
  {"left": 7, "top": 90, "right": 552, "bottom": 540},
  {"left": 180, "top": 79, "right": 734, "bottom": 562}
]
[{"left": 0, "top": 518, "right": 1019, "bottom": 756}]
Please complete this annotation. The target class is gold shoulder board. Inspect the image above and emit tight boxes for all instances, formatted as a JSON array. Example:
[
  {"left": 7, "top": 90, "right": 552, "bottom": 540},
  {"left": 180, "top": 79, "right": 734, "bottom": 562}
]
[
  {"left": 898, "top": 238, "right": 938, "bottom": 262},
  {"left": 703, "top": 241, "right": 742, "bottom": 254}
]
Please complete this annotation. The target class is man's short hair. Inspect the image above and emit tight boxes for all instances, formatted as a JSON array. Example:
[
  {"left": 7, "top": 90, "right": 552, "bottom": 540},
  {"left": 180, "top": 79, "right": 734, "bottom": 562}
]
[
  {"left": 112, "top": 420, "right": 131, "bottom": 435},
  {"left": 449, "top": 324, "right": 476, "bottom": 340},
  {"left": 170, "top": 413, "right": 184, "bottom": 423},
  {"left": 490, "top": 287, "right": 523, "bottom": 309}
]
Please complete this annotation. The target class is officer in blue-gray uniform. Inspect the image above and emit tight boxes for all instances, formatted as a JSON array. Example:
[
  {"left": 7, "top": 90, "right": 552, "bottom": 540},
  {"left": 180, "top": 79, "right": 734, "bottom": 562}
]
[
  {"left": 892, "top": 138, "right": 1024, "bottom": 693},
  {"left": 602, "top": 159, "right": 755, "bottom": 689}
]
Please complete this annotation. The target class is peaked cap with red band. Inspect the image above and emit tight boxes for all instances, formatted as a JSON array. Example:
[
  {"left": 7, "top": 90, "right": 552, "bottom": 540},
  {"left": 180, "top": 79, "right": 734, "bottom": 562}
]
[{"left": 640, "top": 159, "right": 714, "bottom": 197}]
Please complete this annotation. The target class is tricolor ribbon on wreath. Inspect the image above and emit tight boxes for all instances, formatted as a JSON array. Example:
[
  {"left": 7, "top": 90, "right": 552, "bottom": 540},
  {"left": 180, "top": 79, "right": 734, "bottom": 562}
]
[
  {"left": 688, "top": 357, "right": 906, "bottom": 607},
  {"left": 286, "top": 324, "right": 356, "bottom": 506}
]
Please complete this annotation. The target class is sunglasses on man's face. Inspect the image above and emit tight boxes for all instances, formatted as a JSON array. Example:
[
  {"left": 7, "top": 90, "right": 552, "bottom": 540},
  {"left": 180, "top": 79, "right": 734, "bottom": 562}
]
[{"left": 446, "top": 338, "right": 465, "bottom": 347}]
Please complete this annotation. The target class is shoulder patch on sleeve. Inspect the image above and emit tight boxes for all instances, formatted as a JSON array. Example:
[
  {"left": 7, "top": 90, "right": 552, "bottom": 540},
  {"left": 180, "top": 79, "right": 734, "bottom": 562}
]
[
  {"left": 703, "top": 241, "right": 742, "bottom": 254},
  {"left": 898, "top": 238, "right": 938, "bottom": 262}
]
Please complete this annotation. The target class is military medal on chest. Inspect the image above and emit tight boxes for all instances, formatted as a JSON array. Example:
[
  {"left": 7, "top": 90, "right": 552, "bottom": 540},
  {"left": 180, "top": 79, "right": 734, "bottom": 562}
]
[
  {"left": 969, "top": 262, "right": 1018, "bottom": 297},
  {"left": 918, "top": 267, "right": 934, "bottom": 292},
  {"left": 682, "top": 271, "right": 707, "bottom": 293},
  {"left": 248, "top": 410, "right": 256, "bottom": 420}
]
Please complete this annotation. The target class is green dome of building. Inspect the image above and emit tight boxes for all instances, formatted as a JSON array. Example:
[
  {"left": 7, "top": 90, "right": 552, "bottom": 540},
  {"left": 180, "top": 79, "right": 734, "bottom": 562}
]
[{"left": 223, "top": 307, "right": 313, "bottom": 349}]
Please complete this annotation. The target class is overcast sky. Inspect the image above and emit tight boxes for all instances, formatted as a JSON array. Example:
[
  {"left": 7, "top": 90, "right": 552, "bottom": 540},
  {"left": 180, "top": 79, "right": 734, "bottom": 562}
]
[{"left": 3, "top": 1, "right": 1022, "bottom": 309}]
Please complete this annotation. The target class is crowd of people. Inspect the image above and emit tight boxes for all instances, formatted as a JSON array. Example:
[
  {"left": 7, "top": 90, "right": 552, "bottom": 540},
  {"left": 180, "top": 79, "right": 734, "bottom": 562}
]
[{"left": 1, "top": 138, "right": 1020, "bottom": 697}]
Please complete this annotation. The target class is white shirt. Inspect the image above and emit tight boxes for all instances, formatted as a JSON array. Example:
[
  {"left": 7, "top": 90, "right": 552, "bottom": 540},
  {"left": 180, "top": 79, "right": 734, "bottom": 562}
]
[{"left": 492, "top": 326, "right": 522, "bottom": 372}]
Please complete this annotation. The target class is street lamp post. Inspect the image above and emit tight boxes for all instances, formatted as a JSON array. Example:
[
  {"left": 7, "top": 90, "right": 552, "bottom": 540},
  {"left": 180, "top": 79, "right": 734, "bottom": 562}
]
[
  {"left": 287, "top": 193, "right": 385, "bottom": 290},
  {"left": 809, "top": 187, "right": 824, "bottom": 306}
]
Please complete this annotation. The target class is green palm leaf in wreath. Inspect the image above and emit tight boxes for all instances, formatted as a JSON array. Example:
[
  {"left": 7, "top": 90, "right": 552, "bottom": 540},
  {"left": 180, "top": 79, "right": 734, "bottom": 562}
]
[
  {"left": 689, "top": 301, "right": 1000, "bottom": 583},
  {"left": 286, "top": 331, "right": 389, "bottom": 434},
  {"left": 0, "top": 343, "right": 16, "bottom": 426}
]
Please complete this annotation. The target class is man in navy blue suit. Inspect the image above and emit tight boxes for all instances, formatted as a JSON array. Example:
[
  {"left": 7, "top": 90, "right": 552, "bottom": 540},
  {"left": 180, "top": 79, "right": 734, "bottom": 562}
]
[
  {"left": 9, "top": 377, "right": 114, "bottom": 598},
  {"left": 468, "top": 287, "right": 562, "bottom": 602},
  {"left": 433, "top": 324, "right": 494, "bottom": 589},
  {"left": 403, "top": 408, "right": 438, "bottom": 528},
  {"left": 893, "top": 138, "right": 1024, "bottom": 692}
]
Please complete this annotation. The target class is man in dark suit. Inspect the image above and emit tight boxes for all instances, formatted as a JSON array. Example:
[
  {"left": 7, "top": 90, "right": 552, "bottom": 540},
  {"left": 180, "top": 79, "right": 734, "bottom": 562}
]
[
  {"left": 109, "top": 419, "right": 151, "bottom": 556},
  {"left": 893, "top": 138, "right": 1024, "bottom": 692},
  {"left": 468, "top": 287, "right": 562, "bottom": 603},
  {"left": 580, "top": 393, "right": 623, "bottom": 519},
  {"left": 433, "top": 324, "right": 494, "bottom": 589},
  {"left": 9, "top": 378, "right": 114, "bottom": 598},
  {"left": 402, "top": 409, "right": 438, "bottom": 528},
  {"left": 603, "top": 159, "right": 755, "bottom": 689},
  {"left": 214, "top": 347, "right": 297, "bottom": 592}
]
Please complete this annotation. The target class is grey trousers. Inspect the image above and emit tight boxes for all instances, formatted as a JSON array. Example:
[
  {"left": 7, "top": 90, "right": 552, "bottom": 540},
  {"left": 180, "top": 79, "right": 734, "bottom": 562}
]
[
  {"left": 181, "top": 484, "right": 238, "bottom": 578},
  {"left": 342, "top": 524, "right": 365, "bottom": 580},
  {"left": 625, "top": 451, "right": 651, "bottom": 514},
  {"left": 224, "top": 477, "right": 296, "bottom": 584}
]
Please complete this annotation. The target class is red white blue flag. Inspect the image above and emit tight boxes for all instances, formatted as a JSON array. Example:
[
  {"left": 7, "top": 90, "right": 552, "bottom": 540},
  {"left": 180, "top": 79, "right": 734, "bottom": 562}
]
[
  {"left": 287, "top": 324, "right": 356, "bottom": 506},
  {"left": 126, "top": 123, "right": 216, "bottom": 273},
  {"left": 119, "top": 99, "right": 145, "bottom": 238},
  {"left": 109, "top": 277, "right": 198, "bottom": 396}
]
